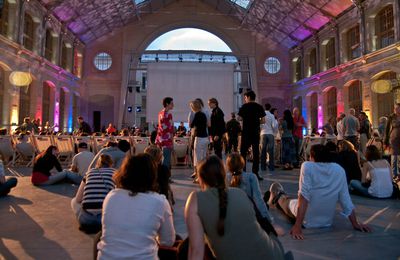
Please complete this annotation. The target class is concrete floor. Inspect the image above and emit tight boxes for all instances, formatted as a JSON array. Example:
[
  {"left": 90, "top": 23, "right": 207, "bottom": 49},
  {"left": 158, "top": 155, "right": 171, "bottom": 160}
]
[{"left": 1, "top": 164, "right": 399, "bottom": 260}]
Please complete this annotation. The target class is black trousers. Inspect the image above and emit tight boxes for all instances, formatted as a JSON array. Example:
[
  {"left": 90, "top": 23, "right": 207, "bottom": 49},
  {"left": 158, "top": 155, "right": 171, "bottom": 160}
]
[
  {"left": 240, "top": 136, "right": 260, "bottom": 175},
  {"left": 213, "top": 137, "right": 223, "bottom": 159}
]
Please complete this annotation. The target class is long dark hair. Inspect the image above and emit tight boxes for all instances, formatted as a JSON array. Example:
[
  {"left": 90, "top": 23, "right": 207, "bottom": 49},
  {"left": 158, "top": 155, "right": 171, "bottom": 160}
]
[
  {"left": 113, "top": 153, "right": 158, "bottom": 196},
  {"left": 35, "top": 145, "right": 57, "bottom": 162},
  {"left": 198, "top": 156, "right": 227, "bottom": 236},
  {"left": 283, "top": 109, "right": 294, "bottom": 130}
]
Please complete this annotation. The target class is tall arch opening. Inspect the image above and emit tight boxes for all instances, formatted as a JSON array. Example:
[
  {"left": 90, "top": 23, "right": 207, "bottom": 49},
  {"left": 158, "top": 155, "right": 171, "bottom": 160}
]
[{"left": 123, "top": 28, "right": 249, "bottom": 128}]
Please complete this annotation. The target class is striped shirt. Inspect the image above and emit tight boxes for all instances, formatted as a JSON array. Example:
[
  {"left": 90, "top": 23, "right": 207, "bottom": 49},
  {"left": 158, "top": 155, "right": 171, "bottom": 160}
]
[{"left": 82, "top": 167, "right": 115, "bottom": 213}]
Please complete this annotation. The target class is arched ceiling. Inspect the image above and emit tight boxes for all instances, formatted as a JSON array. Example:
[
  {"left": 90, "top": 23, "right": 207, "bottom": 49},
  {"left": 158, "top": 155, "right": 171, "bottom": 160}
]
[{"left": 38, "top": 0, "right": 354, "bottom": 48}]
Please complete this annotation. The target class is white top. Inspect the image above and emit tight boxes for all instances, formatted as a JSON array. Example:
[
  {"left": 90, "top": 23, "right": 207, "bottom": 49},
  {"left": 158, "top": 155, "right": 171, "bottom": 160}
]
[
  {"left": 71, "top": 150, "right": 95, "bottom": 176},
  {"left": 260, "top": 110, "right": 278, "bottom": 136},
  {"left": 97, "top": 189, "right": 175, "bottom": 260},
  {"left": 366, "top": 162, "right": 393, "bottom": 198},
  {"left": 336, "top": 120, "right": 344, "bottom": 141},
  {"left": 299, "top": 162, "right": 354, "bottom": 228}
]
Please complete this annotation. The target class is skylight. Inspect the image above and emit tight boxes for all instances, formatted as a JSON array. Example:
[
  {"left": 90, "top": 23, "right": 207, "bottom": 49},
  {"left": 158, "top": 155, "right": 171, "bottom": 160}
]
[
  {"left": 146, "top": 28, "right": 232, "bottom": 52},
  {"left": 229, "top": 0, "right": 251, "bottom": 9},
  {"left": 134, "top": 0, "right": 147, "bottom": 5}
]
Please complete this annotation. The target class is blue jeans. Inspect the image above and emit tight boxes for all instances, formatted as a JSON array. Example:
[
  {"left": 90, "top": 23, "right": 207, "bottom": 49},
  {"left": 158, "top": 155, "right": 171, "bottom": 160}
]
[
  {"left": 293, "top": 136, "right": 303, "bottom": 166},
  {"left": 260, "top": 134, "right": 275, "bottom": 171},
  {"left": 162, "top": 147, "right": 172, "bottom": 169},
  {"left": 391, "top": 155, "right": 400, "bottom": 177},
  {"left": 281, "top": 137, "right": 295, "bottom": 165},
  {"left": 0, "top": 177, "right": 17, "bottom": 196},
  {"left": 349, "top": 180, "right": 372, "bottom": 198}
]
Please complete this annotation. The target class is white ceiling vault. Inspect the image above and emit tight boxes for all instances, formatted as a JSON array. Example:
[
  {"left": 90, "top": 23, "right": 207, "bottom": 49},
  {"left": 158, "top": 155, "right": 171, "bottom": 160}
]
[{"left": 38, "top": 0, "right": 355, "bottom": 48}]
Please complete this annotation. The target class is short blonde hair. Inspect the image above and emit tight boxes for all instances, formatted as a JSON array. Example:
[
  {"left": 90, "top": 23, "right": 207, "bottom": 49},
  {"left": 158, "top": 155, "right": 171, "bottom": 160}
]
[{"left": 96, "top": 154, "right": 113, "bottom": 168}]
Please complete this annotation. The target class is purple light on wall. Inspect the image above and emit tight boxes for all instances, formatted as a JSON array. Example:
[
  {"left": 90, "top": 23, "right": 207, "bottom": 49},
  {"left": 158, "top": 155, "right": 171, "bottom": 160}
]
[
  {"left": 318, "top": 105, "right": 323, "bottom": 129},
  {"left": 54, "top": 101, "right": 59, "bottom": 132}
]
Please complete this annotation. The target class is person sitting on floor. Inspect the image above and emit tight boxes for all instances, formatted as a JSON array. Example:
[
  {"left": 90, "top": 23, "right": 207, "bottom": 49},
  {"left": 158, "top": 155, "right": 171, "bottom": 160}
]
[
  {"left": 68, "top": 142, "right": 94, "bottom": 180},
  {"left": 0, "top": 155, "right": 17, "bottom": 197},
  {"left": 96, "top": 153, "right": 175, "bottom": 259},
  {"left": 31, "top": 145, "right": 81, "bottom": 185},
  {"left": 71, "top": 154, "right": 115, "bottom": 232},
  {"left": 349, "top": 145, "right": 393, "bottom": 199},
  {"left": 267, "top": 144, "right": 371, "bottom": 240},
  {"left": 144, "top": 145, "right": 175, "bottom": 206},
  {"left": 185, "top": 155, "right": 285, "bottom": 260},
  {"left": 337, "top": 140, "right": 362, "bottom": 184},
  {"left": 88, "top": 139, "right": 131, "bottom": 170}
]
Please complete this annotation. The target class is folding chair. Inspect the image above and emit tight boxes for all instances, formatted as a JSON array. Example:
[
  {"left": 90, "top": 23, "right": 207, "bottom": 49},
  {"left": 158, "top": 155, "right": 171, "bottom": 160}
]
[
  {"left": 173, "top": 137, "right": 189, "bottom": 167},
  {"left": 132, "top": 136, "right": 150, "bottom": 154},
  {"left": 112, "top": 136, "right": 134, "bottom": 155},
  {"left": 0, "top": 135, "right": 16, "bottom": 166},
  {"left": 74, "top": 136, "right": 94, "bottom": 153},
  {"left": 53, "top": 135, "right": 75, "bottom": 166},
  {"left": 93, "top": 136, "right": 112, "bottom": 154},
  {"left": 32, "top": 135, "right": 54, "bottom": 154},
  {"left": 12, "top": 135, "right": 36, "bottom": 167}
]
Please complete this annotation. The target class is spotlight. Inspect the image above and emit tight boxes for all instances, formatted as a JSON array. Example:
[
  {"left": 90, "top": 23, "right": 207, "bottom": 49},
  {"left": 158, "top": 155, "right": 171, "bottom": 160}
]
[
  {"left": 128, "top": 86, "right": 133, "bottom": 93},
  {"left": 136, "top": 86, "right": 140, "bottom": 93},
  {"left": 127, "top": 106, "right": 132, "bottom": 113}
]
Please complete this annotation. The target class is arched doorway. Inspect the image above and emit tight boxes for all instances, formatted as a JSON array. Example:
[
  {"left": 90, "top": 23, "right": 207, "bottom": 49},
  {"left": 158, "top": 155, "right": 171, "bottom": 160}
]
[
  {"left": 42, "top": 81, "right": 55, "bottom": 127},
  {"left": 307, "top": 92, "right": 318, "bottom": 132},
  {"left": 18, "top": 85, "right": 31, "bottom": 124},
  {"left": 373, "top": 71, "right": 396, "bottom": 118},
  {"left": 323, "top": 87, "right": 337, "bottom": 124},
  {"left": 346, "top": 80, "right": 362, "bottom": 115}
]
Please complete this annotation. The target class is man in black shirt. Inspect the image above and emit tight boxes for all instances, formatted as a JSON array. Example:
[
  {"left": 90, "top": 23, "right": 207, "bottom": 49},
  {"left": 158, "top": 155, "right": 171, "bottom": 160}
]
[
  {"left": 208, "top": 98, "right": 226, "bottom": 159},
  {"left": 238, "top": 90, "right": 266, "bottom": 180},
  {"left": 77, "top": 116, "right": 92, "bottom": 135},
  {"left": 226, "top": 112, "right": 241, "bottom": 153}
]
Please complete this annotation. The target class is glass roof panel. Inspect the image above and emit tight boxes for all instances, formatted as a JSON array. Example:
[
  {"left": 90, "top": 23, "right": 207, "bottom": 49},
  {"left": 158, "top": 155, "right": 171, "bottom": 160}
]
[
  {"left": 134, "top": 0, "right": 147, "bottom": 5},
  {"left": 229, "top": 0, "right": 251, "bottom": 9}
]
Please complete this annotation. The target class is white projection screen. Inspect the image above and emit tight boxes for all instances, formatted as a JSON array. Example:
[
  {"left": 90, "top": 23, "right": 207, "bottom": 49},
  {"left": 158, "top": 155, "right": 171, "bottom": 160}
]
[{"left": 146, "top": 62, "right": 234, "bottom": 124}]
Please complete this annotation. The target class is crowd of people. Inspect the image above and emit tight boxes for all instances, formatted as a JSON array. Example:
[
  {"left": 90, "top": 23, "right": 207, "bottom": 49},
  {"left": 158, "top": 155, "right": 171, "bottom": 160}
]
[{"left": 0, "top": 91, "right": 399, "bottom": 259}]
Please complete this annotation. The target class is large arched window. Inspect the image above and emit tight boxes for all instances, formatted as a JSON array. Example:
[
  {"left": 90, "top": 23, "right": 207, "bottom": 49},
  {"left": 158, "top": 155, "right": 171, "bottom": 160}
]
[
  {"left": 61, "top": 42, "right": 68, "bottom": 70},
  {"left": 324, "top": 87, "right": 337, "bottom": 123},
  {"left": 23, "top": 13, "right": 34, "bottom": 51},
  {"left": 59, "top": 88, "right": 65, "bottom": 132},
  {"left": 347, "top": 80, "right": 362, "bottom": 115},
  {"left": 19, "top": 86, "right": 31, "bottom": 124},
  {"left": 375, "top": 5, "right": 394, "bottom": 49},
  {"left": 0, "top": 0, "right": 9, "bottom": 36},
  {"left": 309, "top": 93, "right": 318, "bottom": 131},
  {"left": 308, "top": 48, "right": 317, "bottom": 76},
  {"left": 347, "top": 25, "right": 360, "bottom": 60},
  {"left": 45, "top": 29, "right": 54, "bottom": 62},
  {"left": 376, "top": 71, "right": 396, "bottom": 118}
]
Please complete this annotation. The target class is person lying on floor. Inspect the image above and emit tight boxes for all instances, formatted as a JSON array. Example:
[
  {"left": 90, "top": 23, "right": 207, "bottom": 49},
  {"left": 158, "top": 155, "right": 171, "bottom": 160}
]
[{"left": 266, "top": 144, "right": 371, "bottom": 240}]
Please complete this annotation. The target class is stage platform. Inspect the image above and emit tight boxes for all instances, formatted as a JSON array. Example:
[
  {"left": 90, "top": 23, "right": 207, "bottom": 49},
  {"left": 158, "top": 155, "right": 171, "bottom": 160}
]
[{"left": 1, "top": 164, "right": 399, "bottom": 260}]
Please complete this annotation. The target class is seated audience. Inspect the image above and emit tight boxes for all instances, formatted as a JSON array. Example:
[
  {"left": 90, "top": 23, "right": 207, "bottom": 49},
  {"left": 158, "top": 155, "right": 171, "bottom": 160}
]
[
  {"left": 185, "top": 155, "right": 285, "bottom": 259},
  {"left": 0, "top": 155, "right": 17, "bottom": 196},
  {"left": 106, "top": 123, "right": 117, "bottom": 135},
  {"left": 349, "top": 145, "right": 393, "bottom": 198},
  {"left": 325, "top": 141, "right": 339, "bottom": 163},
  {"left": 176, "top": 121, "right": 187, "bottom": 137},
  {"left": 226, "top": 153, "right": 273, "bottom": 223},
  {"left": 31, "top": 145, "right": 81, "bottom": 185},
  {"left": 144, "top": 145, "right": 175, "bottom": 206},
  {"left": 68, "top": 142, "right": 94, "bottom": 179},
  {"left": 97, "top": 153, "right": 175, "bottom": 259},
  {"left": 267, "top": 144, "right": 371, "bottom": 240},
  {"left": 71, "top": 154, "right": 115, "bottom": 232},
  {"left": 337, "top": 140, "right": 362, "bottom": 183},
  {"left": 88, "top": 140, "right": 130, "bottom": 169}
]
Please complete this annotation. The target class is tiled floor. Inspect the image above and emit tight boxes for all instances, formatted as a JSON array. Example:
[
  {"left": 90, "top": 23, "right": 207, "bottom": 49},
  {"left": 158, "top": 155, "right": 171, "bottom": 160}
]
[{"left": 1, "top": 164, "right": 399, "bottom": 260}]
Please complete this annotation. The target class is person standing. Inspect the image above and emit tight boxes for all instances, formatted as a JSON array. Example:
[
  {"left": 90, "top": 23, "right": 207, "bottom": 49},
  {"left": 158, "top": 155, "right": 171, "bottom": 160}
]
[
  {"left": 238, "top": 90, "right": 266, "bottom": 181},
  {"left": 156, "top": 97, "right": 174, "bottom": 169},
  {"left": 384, "top": 103, "right": 400, "bottom": 179},
  {"left": 208, "top": 98, "right": 226, "bottom": 159},
  {"left": 336, "top": 113, "right": 346, "bottom": 146},
  {"left": 280, "top": 110, "right": 296, "bottom": 170},
  {"left": 260, "top": 103, "right": 278, "bottom": 172},
  {"left": 292, "top": 107, "right": 306, "bottom": 168},
  {"left": 225, "top": 113, "right": 241, "bottom": 154},
  {"left": 77, "top": 116, "right": 92, "bottom": 135},
  {"left": 343, "top": 108, "right": 360, "bottom": 150},
  {"left": 359, "top": 112, "right": 371, "bottom": 155}
]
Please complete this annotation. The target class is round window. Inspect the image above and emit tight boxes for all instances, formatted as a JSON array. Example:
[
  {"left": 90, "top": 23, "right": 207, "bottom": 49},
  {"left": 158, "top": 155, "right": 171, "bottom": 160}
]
[
  {"left": 94, "top": 52, "right": 112, "bottom": 71},
  {"left": 264, "top": 57, "right": 280, "bottom": 74}
]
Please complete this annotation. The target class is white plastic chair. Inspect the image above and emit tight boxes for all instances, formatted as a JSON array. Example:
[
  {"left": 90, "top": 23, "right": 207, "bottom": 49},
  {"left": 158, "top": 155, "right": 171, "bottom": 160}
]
[
  {"left": 173, "top": 137, "right": 189, "bottom": 166},
  {"left": 0, "top": 135, "right": 16, "bottom": 166},
  {"left": 53, "top": 135, "right": 75, "bottom": 166},
  {"left": 132, "top": 136, "right": 150, "bottom": 154},
  {"left": 32, "top": 135, "right": 54, "bottom": 154},
  {"left": 93, "top": 136, "right": 112, "bottom": 154},
  {"left": 12, "top": 135, "right": 35, "bottom": 167}
]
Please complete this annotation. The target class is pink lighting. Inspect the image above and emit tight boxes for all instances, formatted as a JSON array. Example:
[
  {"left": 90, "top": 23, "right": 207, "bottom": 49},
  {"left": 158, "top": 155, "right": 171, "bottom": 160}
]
[
  {"left": 318, "top": 105, "right": 323, "bottom": 129},
  {"left": 54, "top": 101, "right": 60, "bottom": 132}
]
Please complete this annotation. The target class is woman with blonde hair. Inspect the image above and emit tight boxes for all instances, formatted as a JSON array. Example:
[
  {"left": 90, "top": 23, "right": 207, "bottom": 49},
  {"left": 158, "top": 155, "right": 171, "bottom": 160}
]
[
  {"left": 190, "top": 99, "right": 209, "bottom": 182},
  {"left": 337, "top": 140, "right": 362, "bottom": 183},
  {"left": 71, "top": 154, "right": 115, "bottom": 232}
]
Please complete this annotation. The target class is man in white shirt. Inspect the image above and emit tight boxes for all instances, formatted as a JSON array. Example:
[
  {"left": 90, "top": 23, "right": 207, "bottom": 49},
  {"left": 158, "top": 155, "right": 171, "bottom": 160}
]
[
  {"left": 343, "top": 108, "right": 360, "bottom": 150},
  {"left": 267, "top": 144, "right": 371, "bottom": 239},
  {"left": 70, "top": 142, "right": 94, "bottom": 177},
  {"left": 260, "top": 103, "right": 278, "bottom": 171}
]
